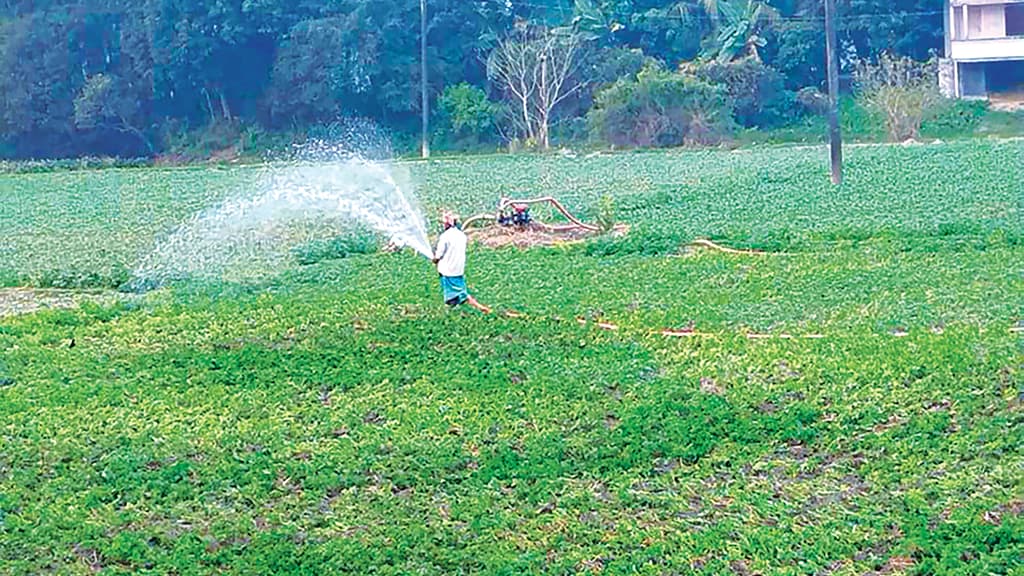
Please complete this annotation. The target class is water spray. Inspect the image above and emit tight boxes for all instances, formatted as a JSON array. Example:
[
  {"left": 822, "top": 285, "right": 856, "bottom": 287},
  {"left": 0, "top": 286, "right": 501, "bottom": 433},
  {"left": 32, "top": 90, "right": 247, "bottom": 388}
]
[{"left": 132, "top": 137, "right": 433, "bottom": 289}]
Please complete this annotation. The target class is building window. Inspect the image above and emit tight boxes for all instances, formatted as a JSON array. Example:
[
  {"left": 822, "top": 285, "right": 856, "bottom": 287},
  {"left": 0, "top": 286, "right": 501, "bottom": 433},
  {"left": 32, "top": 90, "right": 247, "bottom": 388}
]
[
  {"left": 1007, "top": 4, "right": 1024, "bottom": 37},
  {"left": 968, "top": 6, "right": 983, "bottom": 38}
]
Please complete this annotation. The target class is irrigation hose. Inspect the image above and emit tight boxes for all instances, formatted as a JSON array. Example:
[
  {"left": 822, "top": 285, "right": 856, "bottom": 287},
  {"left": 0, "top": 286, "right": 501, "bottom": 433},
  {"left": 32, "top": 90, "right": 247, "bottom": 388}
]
[{"left": 493, "top": 311, "right": 1020, "bottom": 340}]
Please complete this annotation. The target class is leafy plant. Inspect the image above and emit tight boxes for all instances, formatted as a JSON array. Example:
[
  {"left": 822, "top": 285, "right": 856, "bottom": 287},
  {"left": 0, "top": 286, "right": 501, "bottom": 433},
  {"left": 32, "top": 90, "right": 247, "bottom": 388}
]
[
  {"left": 290, "top": 233, "right": 379, "bottom": 265},
  {"left": 594, "top": 194, "right": 617, "bottom": 233},
  {"left": 699, "top": 0, "right": 780, "bottom": 62}
]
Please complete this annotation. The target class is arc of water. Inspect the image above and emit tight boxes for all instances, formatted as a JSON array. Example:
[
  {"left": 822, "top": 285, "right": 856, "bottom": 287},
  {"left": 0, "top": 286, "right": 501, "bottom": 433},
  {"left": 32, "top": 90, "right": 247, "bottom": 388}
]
[{"left": 132, "top": 153, "right": 434, "bottom": 289}]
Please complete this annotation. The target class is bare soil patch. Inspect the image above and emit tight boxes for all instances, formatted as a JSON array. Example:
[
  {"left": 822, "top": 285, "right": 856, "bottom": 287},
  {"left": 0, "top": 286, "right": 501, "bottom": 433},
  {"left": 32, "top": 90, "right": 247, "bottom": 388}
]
[
  {"left": 469, "top": 223, "right": 629, "bottom": 249},
  {"left": 0, "top": 288, "right": 126, "bottom": 318},
  {"left": 990, "top": 91, "right": 1024, "bottom": 112}
]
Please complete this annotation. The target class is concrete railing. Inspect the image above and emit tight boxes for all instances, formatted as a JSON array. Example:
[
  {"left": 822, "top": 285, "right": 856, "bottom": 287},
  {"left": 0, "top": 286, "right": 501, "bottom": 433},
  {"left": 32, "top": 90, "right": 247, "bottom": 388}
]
[{"left": 951, "top": 36, "right": 1024, "bottom": 60}]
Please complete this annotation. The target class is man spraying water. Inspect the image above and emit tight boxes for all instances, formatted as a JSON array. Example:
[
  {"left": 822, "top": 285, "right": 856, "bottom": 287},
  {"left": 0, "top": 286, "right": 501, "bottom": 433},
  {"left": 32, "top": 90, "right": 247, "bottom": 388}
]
[{"left": 432, "top": 211, "right": 491, "bottom": 313}]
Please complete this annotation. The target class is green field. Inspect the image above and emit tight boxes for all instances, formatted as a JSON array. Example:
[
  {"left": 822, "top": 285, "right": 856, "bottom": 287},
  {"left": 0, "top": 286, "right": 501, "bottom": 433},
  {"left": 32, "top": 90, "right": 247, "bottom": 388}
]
[{"left": 0, "top": 141, "right": 1022, "bottom": 574}]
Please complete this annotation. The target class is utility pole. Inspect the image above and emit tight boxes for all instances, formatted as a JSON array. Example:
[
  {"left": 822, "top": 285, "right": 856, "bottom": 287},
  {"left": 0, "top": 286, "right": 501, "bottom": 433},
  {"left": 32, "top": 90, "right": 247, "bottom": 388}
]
[
  {"left": 417, "top": 0, "right": 430, "bottom": 156},
  {"left": 420, "top": 0, "right": 430, "bottom": 159},
  {"left": 824, "top": 0, "right": 842, "bottom": 185}
]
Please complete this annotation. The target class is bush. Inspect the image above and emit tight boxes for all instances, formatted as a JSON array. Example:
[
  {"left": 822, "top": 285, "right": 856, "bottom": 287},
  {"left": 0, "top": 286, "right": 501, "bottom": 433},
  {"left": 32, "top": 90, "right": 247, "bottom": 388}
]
[
  {"left": 682, "top": 57, "right": 795, "bottom": 128},
  {"left": 549, "top": 116, "right": 589, "bottom": 148},
  {"left": 795, "top": 87, "right": 829, "bottom": 115},
  {"left": 159, "top": 119, "right": 246, "bottom": 162},
  {"left": 588, "top": 65, "right": 734, "bottom": 148},
  {"left": 838, "top": 96, "right": 886, "bottom": 140},
  {"left": 854, "top": 53, "right": 944, "bottom": 142},
  {"left": 921, "top": 99, "right": 988, "bottom": 137},
  {"left": 433, "top": 83, "right": 506, "bottom": 151}
]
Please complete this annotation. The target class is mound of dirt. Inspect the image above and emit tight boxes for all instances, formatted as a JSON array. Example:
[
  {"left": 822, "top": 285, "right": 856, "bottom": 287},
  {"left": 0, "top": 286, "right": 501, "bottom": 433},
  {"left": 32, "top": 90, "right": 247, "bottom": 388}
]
[{"left": 469, "top": 223, "right": 629, "bottom": 249}]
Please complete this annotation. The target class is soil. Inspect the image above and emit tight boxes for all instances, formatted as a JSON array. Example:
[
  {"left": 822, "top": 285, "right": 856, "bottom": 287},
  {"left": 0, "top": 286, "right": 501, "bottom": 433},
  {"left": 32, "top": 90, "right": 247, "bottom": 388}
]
[
  {"left": 0, "top": 288, "right": 127, "bottom": 318},
  {"left": 468, "top": 223, "right": 629, "bottom": 249},
  {"left": 990, "top": 91, "right": 1024, "bottom": 112}
]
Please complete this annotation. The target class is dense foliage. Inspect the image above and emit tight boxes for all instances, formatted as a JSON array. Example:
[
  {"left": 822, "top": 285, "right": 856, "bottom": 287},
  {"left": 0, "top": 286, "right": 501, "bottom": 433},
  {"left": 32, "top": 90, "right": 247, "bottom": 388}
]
[
  {"left": 0, "top": 0, "right": 953, "bottom": 159},
  {"left": 0, "top": 141, "right": 1021, "bottom": 573},
  {"left": 684, "top": 57, "right": 792, "bottom": 128},
  {"left": 433, "top": 84, "right": 507, "bottom": 151},
  {"left": 587, "top": 65, "right": 734, "bottom": 147}
]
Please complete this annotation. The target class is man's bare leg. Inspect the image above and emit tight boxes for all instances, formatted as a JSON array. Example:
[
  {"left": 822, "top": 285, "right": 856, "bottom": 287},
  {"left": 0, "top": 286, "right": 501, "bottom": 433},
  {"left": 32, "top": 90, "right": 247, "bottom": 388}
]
[{"left": 466, "top": 296, "right": 491, "bottom": 314}]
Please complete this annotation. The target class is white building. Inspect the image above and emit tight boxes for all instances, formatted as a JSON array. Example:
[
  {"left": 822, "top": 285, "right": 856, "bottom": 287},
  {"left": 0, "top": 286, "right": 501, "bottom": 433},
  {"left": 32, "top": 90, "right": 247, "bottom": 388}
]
[{"left": 944, "top": 0, "right": 1024, "bottom": 98}]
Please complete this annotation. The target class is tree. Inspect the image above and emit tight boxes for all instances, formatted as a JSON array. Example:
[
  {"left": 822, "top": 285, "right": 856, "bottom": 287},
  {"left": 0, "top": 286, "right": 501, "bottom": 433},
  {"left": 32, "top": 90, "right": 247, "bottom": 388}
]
[
  {"left": 842, "top": 0, "right": 943, "bottom": 63},
  {"left": 0, "top": 0, "right": 967, "bottom": 159},
  {"left": 74, "top": 74, "right": 153, "bottom": 153},
  {"left": 487, "top": 26, "right": 588, "bottom": 150},
  {"left": 765, "top": 0, "right": 944, "bottom": 89},
  {"left": 700, "top": 0, "right": 779, "bottom": 62},
  {"left": 588, "top": 64, "right": 733, "bottom": 148},
  {"left": 568, "top": 0, "right": 709, "bottom": 64},
  {"left": 435, "top": 83, "right": 506, "bottom": 149},
  {"left": 265, "top": 17, "right": 353, "bottom": 127},
  {"left": 853, "top": 52, "right": 942, "bottom": 141},
  {"left": 0, "top": 10, "right": 80, "bottom": 157},
  {"left": 154, "top": 0, "right": 278, "bottom": 125},
  {"left": 682, "top": 56, "right": 792, "bottom": 127}
]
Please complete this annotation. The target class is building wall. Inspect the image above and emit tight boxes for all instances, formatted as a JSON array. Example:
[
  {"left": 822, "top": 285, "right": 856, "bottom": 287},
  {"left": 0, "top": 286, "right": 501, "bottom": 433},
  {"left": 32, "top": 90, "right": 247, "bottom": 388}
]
[
  {"left": 954, "top": 0, "right": 1024, "bottom": 6},
  {"left": 951, "top": 37, "right": 1024, "bottom": 60},
  {"left": 939, "top": 59, "right": 956, "bottom": 97}
]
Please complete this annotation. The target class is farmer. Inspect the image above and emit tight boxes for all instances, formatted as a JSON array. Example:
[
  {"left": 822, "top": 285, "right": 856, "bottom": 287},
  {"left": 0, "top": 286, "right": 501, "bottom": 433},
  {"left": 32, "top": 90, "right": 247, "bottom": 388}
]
[{"left": 433, "top": 210, "right": 491, "bottom": 313}]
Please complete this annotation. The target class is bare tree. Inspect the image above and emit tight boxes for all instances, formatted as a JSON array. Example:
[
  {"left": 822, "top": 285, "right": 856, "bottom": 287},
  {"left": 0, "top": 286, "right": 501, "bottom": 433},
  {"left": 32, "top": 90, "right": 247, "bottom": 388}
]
[
  {"left": 487, "top": 27, "right": 587, "bottom": 150},
  {"left": 488, "top": 33, "right": 537, "bottom": 145}
]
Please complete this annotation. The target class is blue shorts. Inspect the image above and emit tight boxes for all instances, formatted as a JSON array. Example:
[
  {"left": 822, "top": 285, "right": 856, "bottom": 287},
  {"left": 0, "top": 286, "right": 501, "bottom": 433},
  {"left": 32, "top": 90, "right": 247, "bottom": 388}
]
[{"left": 440, "top": 275, "right": 469, "bottom": 306}]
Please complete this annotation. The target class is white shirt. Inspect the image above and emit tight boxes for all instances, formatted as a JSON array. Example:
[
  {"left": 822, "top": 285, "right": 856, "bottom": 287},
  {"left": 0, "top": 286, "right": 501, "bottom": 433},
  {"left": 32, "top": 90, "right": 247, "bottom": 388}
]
[{"left": 434, "top": 227, "right": 467, "bottom": 277}]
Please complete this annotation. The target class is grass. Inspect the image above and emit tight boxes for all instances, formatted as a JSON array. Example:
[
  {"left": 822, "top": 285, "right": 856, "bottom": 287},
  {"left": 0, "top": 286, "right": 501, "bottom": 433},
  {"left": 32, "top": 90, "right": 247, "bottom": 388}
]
[
  {"left": 745, "top": 98, "right": 1024, "bottom": 146},
  {"left": 0, "top": 140, "right": 1021, "bottom": 574}
]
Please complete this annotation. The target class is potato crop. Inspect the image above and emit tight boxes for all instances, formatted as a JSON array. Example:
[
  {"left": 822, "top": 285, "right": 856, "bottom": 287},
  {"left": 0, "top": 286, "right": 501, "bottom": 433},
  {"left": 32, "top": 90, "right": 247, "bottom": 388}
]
[{"left": 0, "top": 141, "right": 1021, "bottom": 574}]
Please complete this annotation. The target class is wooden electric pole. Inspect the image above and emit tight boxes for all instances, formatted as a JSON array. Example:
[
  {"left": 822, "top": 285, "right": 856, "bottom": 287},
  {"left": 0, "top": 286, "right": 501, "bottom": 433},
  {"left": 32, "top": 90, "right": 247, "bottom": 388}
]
[
  {"left": 420, "top": 0, "right": 430, "bottom": 159},
  {"left": 824, "top": 0, "right": 842, "bottom": 184}
]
